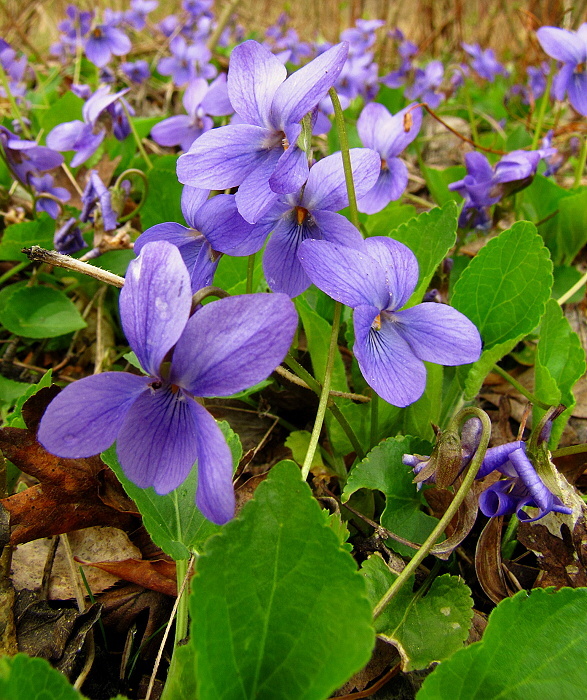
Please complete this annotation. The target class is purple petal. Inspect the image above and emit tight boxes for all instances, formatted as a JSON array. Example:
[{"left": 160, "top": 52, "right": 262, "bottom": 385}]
[
  {"left": 301, "top": 148, "right": 380, "bottom": 212},
  {"left": 552, "top": 63, "right": 575, "bottom": 101},
  {"left": 106, "top": 27, "right": 132, "bottom": 56},
  {"left": 234, "top": 147, "right": 282, "bottom": 223},
  {"left": 380, "top": 104, "right": 422, "bottom": 157},
  {"left": 192, "top": 402, "right": 235, "bottom": 524},
  {"left": 311, "top": 209, "right": 364, "bottom": 248},
  {"left": 228, "top": 40, "right": 286, "bottom": 127},
  {"left": 269, "top": 143, "right": 309, "bottom": 194},
  {"left": 363, "top": 237, "right": 419, "bottom": 309},
  {"left": 181, "top": 185, "right": 210, "bottom": 228},
  {"left": 183, "top": 78, "right": 209, "bottom": 116},
  {"left": 151, "top": 115, "right": 194, "bottom": 148},
  {"left": 568, "top": 71, "right": 587, "bottom": 115},
  {"left": 509, "top": 447, "right": 552, "bottom": 511},
  {"left": 354, "top": 304, "right": 427, "bottom": 406},
  {"left": 83, "top": 87, "right": 129, "bottom": 125},
  {"left": 37, "top": 372, "right": 149, "bottom": 458},
  {"left": 134, "top": 222, "right": 195, "bottom": 254},
  {"left": 200, "top": 73, "right": 233, "bottom": 116},
  {"left": 392, "top": 303, "right": 482, "bottom": 364},
  {"left": 121, "top": 241, "right": 192, "bottom": 377},
  {"left": 479, "top": 481, "right": 517, "bottom": 518},
  {"left": 476, "top": 441, "right": 525, "bottom": 478},
  {"left": 298, "top": 239, "right": 389, "bottom": 309},
  {"left": 170, "top": 293, "right": 297, "bottom": 396},
  {"left": 194, "top": 194, "right": 265, "bottom": 256},
  {"left": 46, "top": 121, "right": 87, "bottom": 151},
  {"left": 271, "top": 42, "right": 348, "bottom": 128},
  {"left": 263, "top": 215, "right": 312, "bottom": 297},
  {"left": 357, "top": 159, "right": 408, "bottom": 214},
  {"left": 85, "top": 38, "right": 112, "bottom": 67},
  {"left": 70, "top": 129, "right": 106, "bottom": 167},
  {"left": 116, "top": 386, "right": 199, "bottom": 493},
  {"left": 536, "top": 27, "right": 586, "bottom": 64},
  {"left": 177, "top": 124, "right": 270, "bottom": 189}
]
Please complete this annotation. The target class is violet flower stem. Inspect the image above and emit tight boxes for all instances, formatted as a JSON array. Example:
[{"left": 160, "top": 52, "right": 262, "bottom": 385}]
[
  {"left": 557, "top": 268, "right": 587, "bottom": 305},
  {"left": 492, "top": 364, "right": 551, "bottom": 410},
  {"left": 552, "top": 443, "right": 587, "bottom": 457},
  {"left": 373, "top": 407, "right": 491, "bottom": 619},
  {"left": 73, "top": 26, "right": 82, "bottom": 86},
  {"left": 328, "top": 87, "right": 359, "bottom": 228},
  {"left": 206, "top": 0, "right": 241, "bottom": 52},
  {"left": 531, "top": 64, "right": 554, "bottom": 150},
  {"left": 246, "top": 253, "right": 255, "bottom": 294},
  {"left": 121, "top": 100, "right": 153, "bottom": 171},
  {"left": 462, "top": 80, "right": 479, "bottom": 144},
  {"left": 0, "top": 63, "right": 31, "bottom": 139},
  {"left": 301, "top": 301, "right": 342, "bottom": 479},
  {"left": 574, "top": 136, "right": 587, "bottom": 189},
  {"left": 174, "top": 557, "right": 189, "bottom": 645},
  {"left": 0, "top": 260, "right": 29, "bottom": 286},
  {"left": 115, "top": 168, "right": 149, "bottom": 224}
]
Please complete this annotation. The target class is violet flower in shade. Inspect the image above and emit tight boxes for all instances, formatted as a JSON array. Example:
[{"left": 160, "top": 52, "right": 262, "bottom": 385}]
[
  {"left": 46, "top": 86, "right": 130, "bottom": 167},
  {"left": 204, "top": 148, "right": 380, "bottom": 298},
  {"left": 85, "top": 23, "right": 132, "bottom": 68},
  {"left": 30, "top": 174, "right": 71, "bottom": 219},
  {"left": 536, "top": 24, "right": 587, "bottom": 115},
  {"left": 81, "top": 170, "right": 118, "bottom": 231},
  {"left": 0, "top": 126, "right": 63, "bottom": 186},
  {"left": 298, "top": 237, "right": 482, "bottom": 406},
  {"left": 151, "top": 75, "right": 232, "bottom": 152},
  {"left": 405, "top": 60, "right": 445, "bottom": 108},
  {"left": 121, "top": 60, "right": 150, "bottom": 84},
  {"left": 462, "top": 43, "right": 508, "bottom": 82},
  {"left": 356, "top": 102, "right": 422, "bottom": 214},
  {"left": 476, "top": 442, "right": 572, "bottom": 522},
  {"left": 177, "top": 40, "right": 349, "bottom": 224},
  {"left": 54, "top": 217, "right": 87, "bottom": 255},
  {"left": 37, "top": 241, "right": 298, "bottom": 525}
]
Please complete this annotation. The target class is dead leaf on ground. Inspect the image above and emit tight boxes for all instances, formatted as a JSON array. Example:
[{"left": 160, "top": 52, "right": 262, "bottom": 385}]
[{"left": 78, "top": 558, "right": 177, "bottom": 597}]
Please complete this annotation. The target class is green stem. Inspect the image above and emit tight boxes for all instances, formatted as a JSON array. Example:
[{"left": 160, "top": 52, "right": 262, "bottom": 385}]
[
  {"left": 552, "top": 443, "right": 587, "bottom": 458},
  {"left": 501, "top": 515, "right": 519, "bottom": 558},
  {"left": 0, "top": 260, "right": 29, "bottom": 286},
  {"left": 0, "top": 63, "right": 31, "bottom": 139},
  {"left": 492, "top": 364, "right": 551, "bottom": 410},
  {"left": 574, "top": 136, "right": 587, "bottom": 189},
  {"left": 115, "top": 168, "right": 149, "bottom": 223},
  {"left": 373, "top": 407, "right": 491, "bottom": 619},
  {"left": 370, "top": 392, "right": 379, "bottom": 448},
  {"left": 557, "top": 268, "right": 587, "bottom": 305},
  {"left": 531, "top": 65, "right": 554, "bottom": 150},
  {"left": 438, "top": 373, "right": 464, "bottom": 429},
  {"left": 246, "top": 253, "right": 255, "bottom": 294},
  {"left": 328, "top": 87, "right": 359, "bottom": 227},
  {"left": 121, "top": 101, "right": 153, "bottom": 171},
  {"left": 73, "top": 26, "right": 82, "bottom": 86},
  {"left": 174, "top": 558, "right": 189, "bottom": 645},
  {"left": 301, "top": 302, "right": 342, "bottom": 479},
  {"left": 205, "top": 0, "right": 241, "bottom": 51},
  {"left": 462, "top": 81, "right": 479, "bottom": 144}
]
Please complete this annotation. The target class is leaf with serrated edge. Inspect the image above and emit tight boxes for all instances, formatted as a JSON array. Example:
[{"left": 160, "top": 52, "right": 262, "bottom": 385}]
[
  {"left": 361, "top": 554, "right": 473, "bottom": 671},
  {"left": 187, "top": 460, "right": 374, "bottom": 700},
  {"left": 418, "top": 587, "right": 587, "bottom": 700},
  {"left": 452, "top": 221, "right": 553, "bottom": 399},
  {"left": 0, "top": 654, "right": 84, "bottom": 700}
]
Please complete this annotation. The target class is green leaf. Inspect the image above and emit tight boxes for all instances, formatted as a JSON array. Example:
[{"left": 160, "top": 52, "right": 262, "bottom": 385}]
[
  {"left": 557, "top": 188, "right": 587, "bottom": 264},
  {"left": 534, "top": 299, "right": 586, "bottom": 447},
  {"left": 4, "top": 370, "right": 52, "bottom": 428},
  {"left": 363, "top": 200, "right": 417, "bottom": 237},
  {"left": 40, "top": 91, "right": 84, "bottom": 137},
  {"left": 326, "top": 399, "right": 401, "bottom": 456},
  {"left": 102, "top": 421, "right": 242, "bottom": 559},
  {"left": 361, "top": 555, "right": 473, "bottom": 670},
  {"left": 418, "top": 587, "right": 587, "bottom": 700},
  {"left": 285, "top": 430, "right": 325, "bottom": 470},
  {"left": 0, "top": 653, "right": 84, "bottom": 699},
  {"left": 401, "top": 362, "right": 442, "bottom": 441},
  {"left": 0, "top": 214, "right": 55, "bottom": 261},
  {"left": 452, "top": 221, "right": 553, "bottom": 399},
  {"left": 389, "top": 202, "right": 458, "bottom": 306},
  {"left": 213, "top": 253, "right": 263, "bottom": 296},
  {"left": 133, "top": 116, "right": 163, "bottom": 139},
  {"left": 421, "top": 165, "right": 466, "bottom": 207},
  {"left": 342, "top": 435, "right": 437, "bottom": 556},
  {"left": 0, "top": 285, "right": 87, "bottom": 338},
  {"left": 552, "top": 265, "right": 585, "bottom": 304},
  {"left": 0, "top": 376, "right": 32, "bottom": 409},
  {"left": 295, "top": 295, "right": 348, "bottom": 392},
  {"left": 186, "top": 460, "right": 374, "bottom": 700},
  {"left": 141, "top": 155, "right": 184, "bottom": 230}
]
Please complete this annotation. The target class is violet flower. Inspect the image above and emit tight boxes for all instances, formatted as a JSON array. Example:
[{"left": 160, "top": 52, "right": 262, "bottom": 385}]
[
  {"left": 536, "top": 24, "right": 587, "bottom": 115},
  {"left": 46, "top": 86, "right": 130, "bottom": 167},
  {"left": 203, "top": 148, "right": 380, "bottom": 298},
  {"left": 38, "top": 240, "right": 298, "bottom": 524},
  {"left": 462, "top": 43, "right": 508, "bottom": 82},
  {"left": 177, "top": 39, "right": 348, "bottom": 223},
  {"left": 151, "top": 75, "right": 232, "bottom": 152},
  {"left": 54, "top": 217, "right": 86, "bottom": 255},
  {"left": 477, "top": 442, "right": 572, "bottom": 522},
  {"left": 85, "top": 23, "right": 132, "bottom": 67},
  {"left": 124, "top": 0, "right": 158, "bottom": 30},
  {"left": 405, "top": 60, "right": 445, "bottom": 108},
  {"left": 298, "top": 237, "right": 482, "bottom": 406},
  {"left": 30, "top": 174, "right": 71, "bottom": 219},
  {"left": 158, "top": 36, "right": 216, "bottom": 86},
  {"left": 0, "top": 126, "right": 63, "bottom": 186},
  {"left": 121, "top": 60, "right": 150, "bottom": 84},
  {"left": 356, "top": 102, "right": 422, "bottom": 214},
  {"left": 81, "top": 170, "right": 118, "bottom": 231}
]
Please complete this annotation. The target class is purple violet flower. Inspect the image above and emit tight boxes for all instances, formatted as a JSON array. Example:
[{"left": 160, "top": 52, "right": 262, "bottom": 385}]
[
  {"left": 462, "top": 43, "right": 509, "bottom": 81},
  {"left": 356, "top": 102, "right": 422, "bottom": 214},
  {"left": 151, "top": 75, "right": 233, "bottom": 152},
  {"left": 81, "top": 170, "right": 118, "bottom": 231},
  {"left": 124, "top": 0, "right": 158, "bottom": 30},
  {"left": 203, "top": 148, "right": 380, "bottom": 298},
  {"left": 158, "top": 36, "right": 216, "bottom": 86},
  {"left": 85, "top": 23, "right": 132, "bottom": 67},
  {"left": 405, "top": 60, "right": 445, "bottom": 108},
  {"left": 177, "top": 40, "right": 349, "bottom": 224},
  {"left": 54, "top": 217, "right": 87, "bottom": 255},
  {"left": 30, "top": 174, "right": 71, "bottom": 219},
  {"left": 121, "top": 59, "right": 151, "bottom": 84},
  {"left": 37, "top": 240, "right": 298, "bottom": 524},
  {"left": 536, "top": 24, "right": 587, "bottom": 115},
  {"left": 0, "top": 126, "right": 63, "bottom": 186},
  {"left": 298, "top": 237, "right": 482, "bottom": 406}
]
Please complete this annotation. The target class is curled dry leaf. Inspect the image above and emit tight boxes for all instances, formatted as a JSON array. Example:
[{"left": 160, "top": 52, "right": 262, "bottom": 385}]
[{"left": 77, "top": 557, "right": 177, "bottom": 597}]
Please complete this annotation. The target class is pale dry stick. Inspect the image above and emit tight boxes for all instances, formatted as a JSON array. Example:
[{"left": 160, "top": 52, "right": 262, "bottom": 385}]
[
  {"left": 61, "top": 163, "right": 84, "bottom": 197},
  {"left": 145, "top": 553, "right": 196, "bottom": 700},
  {"left": 206, "top": 0, "right": 242, "bottom": 51},
  {"left": 93, "top": 286, "right": 108, "bottom": 375},
  {"left": 23, "top": 246, "right": 125, "bottom": 288},
  {"left": 274, "top": 365, "right": 370, "bottom": 403}
]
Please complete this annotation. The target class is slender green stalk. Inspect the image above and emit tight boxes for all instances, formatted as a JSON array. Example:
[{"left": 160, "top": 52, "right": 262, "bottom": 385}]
[
  {"left": 370, "top": 392, "right": 379, "bottom": 448},
  {"left": 0, "top": 63, "right": 31, "bottom": 138},
  {"left": 246, "top": 253, "right": 256, "bottom": 293},
  {"left": 373, "top": 407, "right": 491, "bottom": 619},
  {"left": 329, "top": 87, "right": 359, "bottom": 227},
  {"left": 501, "top": 515, "right": 519, "bottom": 558},
  {"left": 0, "top": 260, "right": 29, "bottom": 286},
  {"left": 174, "top": 558, "right": 189, "bottom": 644},
  {"left": 205, "top": 0, "right": 241, "bottom": 51},
  {"left": 73, "top": 26, "right": 83, "bottom": 86},
  {"left": 574, "top": 136, "right": 587, "bottom": 189},
  {"left": 301, "top": 302, "right": 342, "bottom": 479},
  {"left": 552, "top": 443, "right": 587, "bottom": 458},
  {"left": 492, "top": 364, "right": 551, "bottom": 410},
  {"left": 531, "top": 66, "right": 554, "bottom": 150},
  {"left": 557, "top": 268, "right": 587, "bottom": 305},
  {"left": 121, "top": 101, "right": 153, "bottom": 170},
  {"left": 462, "top": 81, "right": 479, "bottom": 144},
  {"left": 115, "top": 168, "right": 150, "bottom": 223}
]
